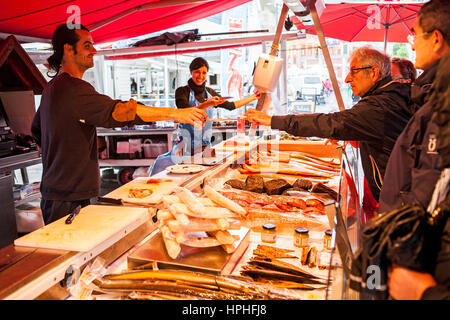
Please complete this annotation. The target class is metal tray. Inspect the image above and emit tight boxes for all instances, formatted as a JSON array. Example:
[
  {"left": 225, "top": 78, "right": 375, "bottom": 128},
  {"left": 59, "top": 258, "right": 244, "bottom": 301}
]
[{"left": 127, "top": 227, "right": 250, "bottom": 275}]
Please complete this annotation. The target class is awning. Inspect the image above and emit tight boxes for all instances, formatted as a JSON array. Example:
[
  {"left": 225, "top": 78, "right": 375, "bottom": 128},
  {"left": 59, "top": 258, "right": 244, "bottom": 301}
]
[
  {"left": 25, "top": 31, "right": 304, "bottom": 64},
  {"left": 0, "top": 0, "right": 251, "bottom": 44},
  {"left": 0, "top": 36, "right": 47, "bottom": 94}
]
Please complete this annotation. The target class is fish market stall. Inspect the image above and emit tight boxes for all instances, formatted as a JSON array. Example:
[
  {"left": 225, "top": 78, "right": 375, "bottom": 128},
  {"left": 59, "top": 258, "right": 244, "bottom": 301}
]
[
  {"left": 72, "top": 135, "right": 349, "bottom": 300},
  {"left": 0, "top": 133, "right": 359, "bottom": 300}
]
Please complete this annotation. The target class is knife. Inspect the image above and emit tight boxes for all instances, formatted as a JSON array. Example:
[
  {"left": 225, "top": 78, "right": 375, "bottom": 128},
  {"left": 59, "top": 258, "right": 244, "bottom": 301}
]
[
  {"left": 97, "top": 196, "right": 155, "bottom": 208},
  {"left": 65, "top": 205, "right": 82, "bottom": 224},
  {"left": 97, "top": 196, "right": 123, "bottom": 205}
]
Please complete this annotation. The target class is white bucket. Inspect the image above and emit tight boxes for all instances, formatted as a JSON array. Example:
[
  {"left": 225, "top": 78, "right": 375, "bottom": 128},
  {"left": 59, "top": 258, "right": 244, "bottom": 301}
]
[
  {"left": 142, "top": 139, "right": 168, "bottom": 158},
  {"left": 142, "top": 139, "right": 153, "bottom": 158}
]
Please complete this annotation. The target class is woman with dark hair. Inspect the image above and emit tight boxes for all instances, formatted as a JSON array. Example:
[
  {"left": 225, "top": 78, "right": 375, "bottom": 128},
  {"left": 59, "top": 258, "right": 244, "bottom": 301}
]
[
  {"left": 149, "top": 57, "right": 260, "bottom": 175},
  {"left": 391, "top": 58, "right": 417, "bottom": 84}
]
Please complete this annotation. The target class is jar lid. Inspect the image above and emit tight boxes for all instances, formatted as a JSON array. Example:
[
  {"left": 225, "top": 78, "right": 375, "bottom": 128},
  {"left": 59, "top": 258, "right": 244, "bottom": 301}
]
[
  {"left": 325, "top": 229, "right": 332, "bottom": 236},
  {"left": 262, "top": 223, "right": 276, "bottom": 230},
  {"left": 295, "top": 227, "right": 309, "bottom": 234}
]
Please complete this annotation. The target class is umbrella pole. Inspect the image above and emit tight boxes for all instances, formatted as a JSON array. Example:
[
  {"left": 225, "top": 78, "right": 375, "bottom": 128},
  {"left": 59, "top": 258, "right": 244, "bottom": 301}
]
[
  {"left": 384, "top": 26, "right": 388, "bottom": 53},
  {"left": 384, "top": 5, "right": 391, "bottom": 53},
  {"left": 309, "top": 0, "right": 346, "bottom": 111}
]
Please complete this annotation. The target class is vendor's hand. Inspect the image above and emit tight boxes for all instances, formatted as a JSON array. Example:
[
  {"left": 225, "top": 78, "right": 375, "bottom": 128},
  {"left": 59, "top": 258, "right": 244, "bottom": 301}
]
[
  {"left": 206, "top": 96, "right": 228, "bottom": 107},
  {"left": 245, "top": 108, "right": 271, "bottom": 126},
  {"left": 253, "top": 91, "right": 262, "bottom": 99},
  {"left": 173, "top": 107, "right": 208, "bottom": 128},
  {"left": 388, "top": 266, "right": 437, "bottom": 300}
]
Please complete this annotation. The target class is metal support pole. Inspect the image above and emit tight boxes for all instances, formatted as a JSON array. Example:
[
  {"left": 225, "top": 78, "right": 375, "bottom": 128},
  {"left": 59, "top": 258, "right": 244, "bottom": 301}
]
[{"left": 309, "top": 0, "right": 346, "bottom": 111}]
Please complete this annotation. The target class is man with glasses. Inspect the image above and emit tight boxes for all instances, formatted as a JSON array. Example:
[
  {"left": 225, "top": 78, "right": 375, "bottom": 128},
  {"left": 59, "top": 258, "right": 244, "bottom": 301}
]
[
  {"left": 245, "top": 46, "right": 413, "bottom": 203},
  {"left": 379, "top": 0, "right": 450, "bottom": 214},
  {"left": 381, "top": 0, "right": 450, "bottom": 300}
]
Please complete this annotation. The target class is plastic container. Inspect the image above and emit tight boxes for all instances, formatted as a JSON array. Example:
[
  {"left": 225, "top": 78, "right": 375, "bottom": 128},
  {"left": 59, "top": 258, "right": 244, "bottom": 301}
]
[
  {"left": 116, "top": 141, "right": 130, "bottom": 154},
  {"left": 142, "top": 139, "right": 169, "bottom": 158},
  {"left": 142, "top": 139, "right": 153, "bottom": 158},
  {"left": 128, "top": 138, "right": 142, "bottom": 153},
  {"left": 261, "top": 223, "right": 277, "bottom": 243},
  {"left": 237, "top": 115, "right": 246, "bottom": 137}
]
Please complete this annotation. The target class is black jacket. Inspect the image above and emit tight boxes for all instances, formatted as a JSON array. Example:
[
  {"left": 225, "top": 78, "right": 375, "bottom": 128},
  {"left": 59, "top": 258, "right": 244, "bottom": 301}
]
[
  {"left": 271, "top": 77, "right": 413, "bottom": 201},
  {"left": 421, "top": 213, "right": 450, "bottom": 300},
  {"left": 379, "top": 60, "right": 441, "bottom": 213},
  {"left": 175, "top": 78, "right": 235, "bottom": 110}
]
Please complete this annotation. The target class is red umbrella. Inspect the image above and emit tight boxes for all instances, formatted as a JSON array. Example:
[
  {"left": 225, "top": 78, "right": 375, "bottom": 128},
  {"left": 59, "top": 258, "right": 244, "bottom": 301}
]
[
  {"left": 292, "top": 2, "right": 424, "bottom": 51},
  {"left": 0, "top": 0, "right": 250, "bottom": 44}
]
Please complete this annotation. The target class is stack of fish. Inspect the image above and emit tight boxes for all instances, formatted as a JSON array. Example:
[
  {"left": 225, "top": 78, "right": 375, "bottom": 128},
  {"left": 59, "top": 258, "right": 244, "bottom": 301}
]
[
  {"left": 240, "top": 256, "right": 328, "bottom": 290},
  {"left": 237, "top": 150, "right": 341, "bottom": 184},
  {"left": 92, "top": 269, "right": 302, "bottom": 300},
  {"left": 157, "top": 186, "right": 248, "bottom": 259}
]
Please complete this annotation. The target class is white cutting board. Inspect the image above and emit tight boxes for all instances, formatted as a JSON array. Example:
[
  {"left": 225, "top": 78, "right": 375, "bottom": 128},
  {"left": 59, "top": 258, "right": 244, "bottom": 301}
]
[
  {"left": 14, "top": 205, "right": 149, "bottom": 252},
  {"left": 104, "top": 177, "right": 181, "bottom": 205}
]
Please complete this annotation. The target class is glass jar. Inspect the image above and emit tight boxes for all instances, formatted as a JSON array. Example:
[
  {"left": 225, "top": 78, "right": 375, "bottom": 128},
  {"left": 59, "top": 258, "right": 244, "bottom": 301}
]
[
  {"left": 261, "top": 223, "right": 277, "bottom": 243},
  {"left": 323, "top": 229, "right": 332, "bottom": 250},
  {"left": 294, "top": 227, "right": 309, "bottom": 248}
]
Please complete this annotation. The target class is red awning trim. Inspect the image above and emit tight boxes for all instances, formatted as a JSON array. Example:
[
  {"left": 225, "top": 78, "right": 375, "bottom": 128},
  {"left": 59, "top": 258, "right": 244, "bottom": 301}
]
[{"left": 104, "top": 41, "right": 260, "bottom": 60}]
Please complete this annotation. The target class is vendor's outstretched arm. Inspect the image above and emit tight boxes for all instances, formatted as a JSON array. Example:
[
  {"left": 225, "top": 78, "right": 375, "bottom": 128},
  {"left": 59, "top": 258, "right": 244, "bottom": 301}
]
[
  {"left": 196, "top": 96, "right": 229, "bottom": 110},
  {"left": 234, "top": 92, "right": 260, "bottom": 109},
  {"left": 136, "top": 105, "right": 208, "bottom": 128}
]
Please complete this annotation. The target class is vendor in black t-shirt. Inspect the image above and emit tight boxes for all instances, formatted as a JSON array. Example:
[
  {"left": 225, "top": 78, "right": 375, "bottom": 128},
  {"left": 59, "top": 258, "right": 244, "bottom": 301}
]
[
  {"left": 149, "top": 57, "right": 259, "bottom": 175},
  {"left": 31, "top": 24, "right": 208, "bottom": 224}
]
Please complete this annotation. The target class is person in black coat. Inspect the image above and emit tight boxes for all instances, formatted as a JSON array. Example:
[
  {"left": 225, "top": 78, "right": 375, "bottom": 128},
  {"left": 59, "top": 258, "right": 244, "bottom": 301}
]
[
  {"left": 32, "top": 24, "right": 208, "bottom": 224},
  {"left": 245, "top": 46, "right": 413, "bottom": 202},
  {"left": 379, "top": 0, "right": 450, "bottom": 214},
  {"left": 388, "top": 52, "right": 450, "bottom": 301}
]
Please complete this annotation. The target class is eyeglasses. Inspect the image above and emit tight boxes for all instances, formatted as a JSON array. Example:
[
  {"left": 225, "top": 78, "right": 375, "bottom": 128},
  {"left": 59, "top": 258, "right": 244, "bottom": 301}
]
[
  {"left": 348, "top": 66, "right": 373, "bottom": 76},
  {"left": 407, "top": 32, "right": 431, "bottom": 46}
]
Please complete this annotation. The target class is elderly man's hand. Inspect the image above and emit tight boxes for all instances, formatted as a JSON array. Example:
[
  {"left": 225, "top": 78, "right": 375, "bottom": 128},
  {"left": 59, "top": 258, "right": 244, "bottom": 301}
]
[
  {"left": 388, "top": 266, "right": 436, "bottom": 300},
  {"left": 174, "top": 107, "right": 208, "bottom": 128},
  {"left": 245, "top": 108, "right": 271, "bottom": 126}
]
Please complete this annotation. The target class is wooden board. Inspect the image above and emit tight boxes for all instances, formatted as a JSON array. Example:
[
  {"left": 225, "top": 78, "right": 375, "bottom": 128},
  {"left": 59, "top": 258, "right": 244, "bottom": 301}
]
[
  {"left": 14, "top": 205, "right": 149, "bottom": 252},
  {"left": 104, "top": 177, "right": 181, "bottom": 205}
]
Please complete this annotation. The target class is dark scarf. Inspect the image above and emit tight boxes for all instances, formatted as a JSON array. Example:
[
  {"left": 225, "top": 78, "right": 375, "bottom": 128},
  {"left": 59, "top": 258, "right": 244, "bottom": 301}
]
[{"left": 188, "top": 78, "right": 206, "bottom": 96}]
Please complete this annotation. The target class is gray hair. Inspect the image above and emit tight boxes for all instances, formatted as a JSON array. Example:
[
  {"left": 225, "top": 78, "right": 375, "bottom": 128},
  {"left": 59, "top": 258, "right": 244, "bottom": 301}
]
[{"left": 349, "top": 46, "right": 391, "bottom": 80}]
